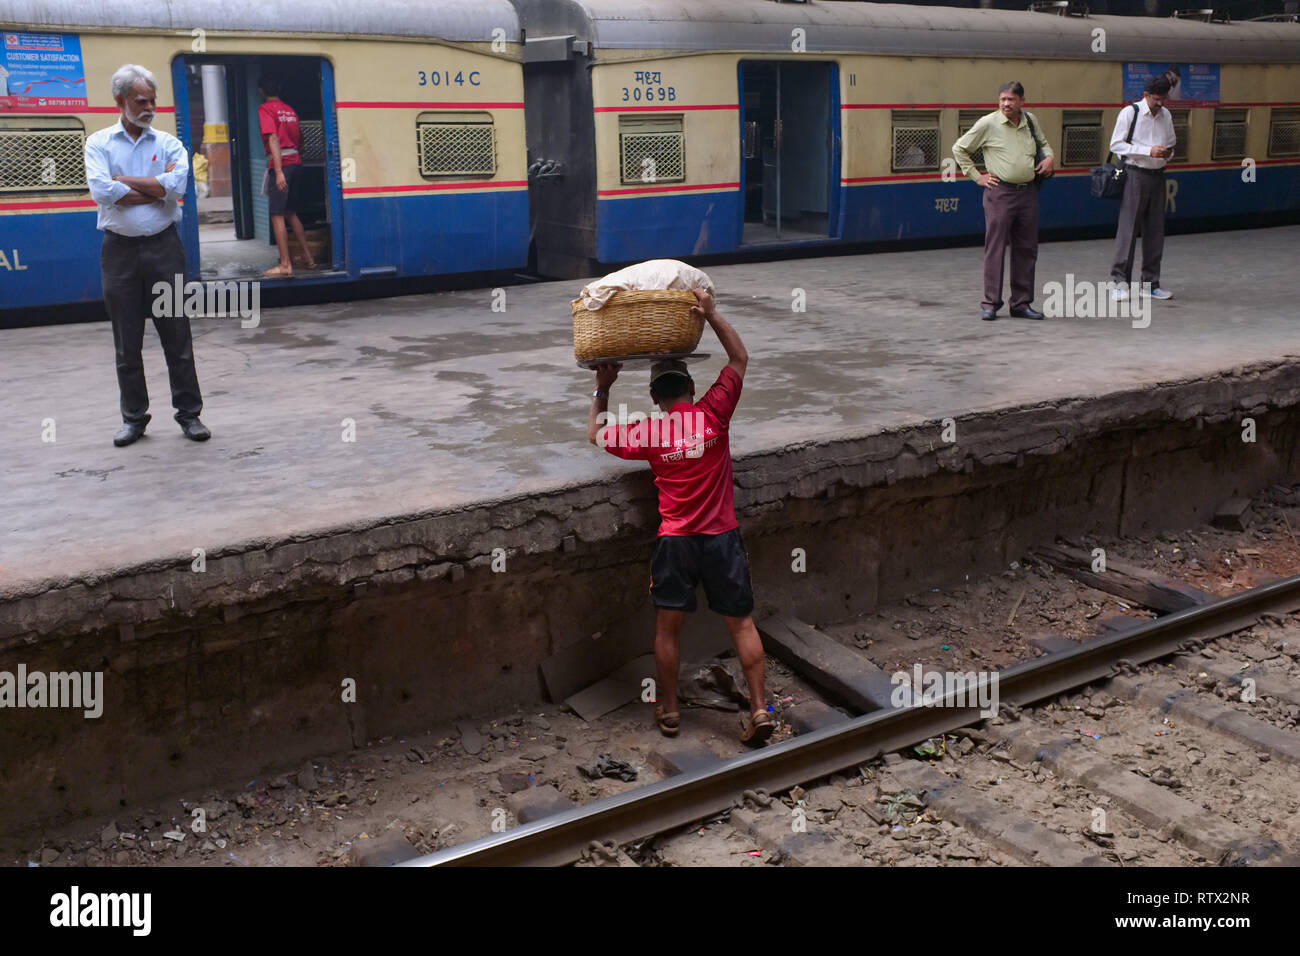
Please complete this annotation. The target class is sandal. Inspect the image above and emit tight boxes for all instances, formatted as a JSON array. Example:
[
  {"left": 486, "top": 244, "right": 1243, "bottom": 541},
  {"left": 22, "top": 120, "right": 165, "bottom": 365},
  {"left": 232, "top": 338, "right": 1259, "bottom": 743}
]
[
  {"left": 740, "top": 710, "right": 774, "bottom": 747},
  {"left": 654, "top": 705, "right": 680, "bottom": 737},
  {"left": 262, "top": 264, "right": 292, "bottom": 277}
]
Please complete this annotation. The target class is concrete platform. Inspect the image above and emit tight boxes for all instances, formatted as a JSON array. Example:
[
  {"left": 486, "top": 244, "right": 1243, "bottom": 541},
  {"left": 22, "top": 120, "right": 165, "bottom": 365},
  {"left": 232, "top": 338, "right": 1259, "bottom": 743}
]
[
  {"left": 4, "top": 226, "right": 1298, "bottom": 603},
  {"left": 2, "top": 227, "right": 1298, "bottom": 832}
]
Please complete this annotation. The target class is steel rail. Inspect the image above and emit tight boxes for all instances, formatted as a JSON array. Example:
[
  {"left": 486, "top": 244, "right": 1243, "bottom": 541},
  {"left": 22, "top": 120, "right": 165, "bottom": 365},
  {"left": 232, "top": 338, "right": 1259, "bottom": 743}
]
[{"left": 402, "top": 573, "right": 1300, "bottom": 867}]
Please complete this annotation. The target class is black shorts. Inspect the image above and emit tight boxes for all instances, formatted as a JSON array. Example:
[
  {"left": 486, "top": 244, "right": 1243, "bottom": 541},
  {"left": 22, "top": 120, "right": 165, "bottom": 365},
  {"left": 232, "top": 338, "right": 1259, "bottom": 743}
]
[
  {"left": 650, "top": 529, "right": 755, "bottom": 617},
  {"left": 266, "top": 163, "right": 302, "bottom": 216}
]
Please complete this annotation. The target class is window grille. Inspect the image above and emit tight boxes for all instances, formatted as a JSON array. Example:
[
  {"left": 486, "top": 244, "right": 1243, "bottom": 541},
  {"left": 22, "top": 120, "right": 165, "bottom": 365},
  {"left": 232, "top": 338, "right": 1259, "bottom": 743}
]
[
  {"left": 619, "top": 115, "right": 685, "bottom": 184},
  {"left": 416, "top": 112, "right": 496, "bottom": 177},
  {"left": 891, "top": 111, "right": 939, "bottom": 172},
  {"left": 1061, "top": 111, "right": 1102, "bottom": 166},
  {"left": 1212, "top": 109, "right": 1248, "bottom": 160},
  {"left": 1268, "top": 108, "right": 1300, "bottom": 158},
  {"left": 1170, "top": 109, "right": 1190, "bottom": 163},
  {"left": 298, "top": 119, "right": 325, "bottom": 164},
  {"left": 0, "top": 121, "right": 87, "bottom": 192}
]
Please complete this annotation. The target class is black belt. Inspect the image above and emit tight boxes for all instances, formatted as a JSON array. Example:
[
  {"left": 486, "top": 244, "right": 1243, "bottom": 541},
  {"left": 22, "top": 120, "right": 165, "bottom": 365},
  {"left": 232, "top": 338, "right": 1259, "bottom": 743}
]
[
  {"left": 998, "top": 180, "right": 1034, "bottom": 189},
  {"left": 105, "top": 225, "right": 175, "bottom": 243}
]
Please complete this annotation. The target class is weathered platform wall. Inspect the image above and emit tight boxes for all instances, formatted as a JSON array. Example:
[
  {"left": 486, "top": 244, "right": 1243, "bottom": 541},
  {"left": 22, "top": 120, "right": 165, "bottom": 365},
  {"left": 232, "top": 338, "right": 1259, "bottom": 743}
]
[{"left": 2, "top": 361, "right": 1297, "bottom": 834}]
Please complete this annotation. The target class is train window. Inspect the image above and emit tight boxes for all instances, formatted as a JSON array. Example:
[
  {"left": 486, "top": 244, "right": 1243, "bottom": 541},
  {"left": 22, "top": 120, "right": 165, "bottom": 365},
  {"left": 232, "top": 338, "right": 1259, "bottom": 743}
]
[
  {"left": 415, "top": 112, "right": 496, "bottom": 177},
  {"left": 298, "top": 119, "right": 325, "bottom": 165},
  {"left": 0, "top": 117, "right": 87, "bottom": 192},
  {"left": 891, "top": 111, "right": 939, "bottom": 173},
  {"left": 1061, "top": 111, "right": 1103, "bottom": 167},
  {"left": 1268, "top": 108, "right": 1300, "bottom": 158},
  {"left": 619, "top": 115, "right": 685, "bottom": 185},
  {"left": 956, "top": 110, "right": 987, "bottom": 172},
  {"left": 1169, "top": 109, "right": 1190, "bottom": 163},
  {"left": 1212, "top": 109, "right": 1248, "bottom": 161}
]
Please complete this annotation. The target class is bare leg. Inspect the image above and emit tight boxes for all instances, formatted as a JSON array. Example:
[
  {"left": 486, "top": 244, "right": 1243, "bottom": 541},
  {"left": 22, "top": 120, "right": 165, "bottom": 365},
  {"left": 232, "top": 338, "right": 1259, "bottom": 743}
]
[
  {"left": 267, "top": 214, "right": 292, "bottom": 274},
  {"left": 287, "top": 212, "right": 316, "bottom": 269},
  {"left": 724, "top": 615, "right": 767, "bottom": 718},
  {"left": 654, "top": 609, "right": 685, "bottom": 716}
]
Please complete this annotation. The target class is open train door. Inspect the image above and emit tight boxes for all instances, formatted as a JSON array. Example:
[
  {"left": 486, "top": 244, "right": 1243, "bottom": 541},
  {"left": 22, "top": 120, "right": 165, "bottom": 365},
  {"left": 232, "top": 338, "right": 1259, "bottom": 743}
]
[
  {"left": 172, "top": 53, "right": 345, "bottom": 281},
  {"left": 738, "top": 61, "right": 839, "bottom": 245}
]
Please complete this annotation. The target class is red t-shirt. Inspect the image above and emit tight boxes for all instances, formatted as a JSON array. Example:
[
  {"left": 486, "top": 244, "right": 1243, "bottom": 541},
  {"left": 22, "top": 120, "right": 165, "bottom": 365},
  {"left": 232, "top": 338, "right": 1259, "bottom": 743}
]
[
  {"left": 600, "top": 366, "right": 742, "bottom": 536},
  {"left": 258, "top": 99, "right": 302, "bottom": 168}
]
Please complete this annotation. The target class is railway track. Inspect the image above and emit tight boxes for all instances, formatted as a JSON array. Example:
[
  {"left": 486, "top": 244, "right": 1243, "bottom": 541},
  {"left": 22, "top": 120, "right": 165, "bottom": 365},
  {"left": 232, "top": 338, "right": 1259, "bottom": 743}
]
[{"left": 403, "top": 573, "right": 1300, "bottom": 867}]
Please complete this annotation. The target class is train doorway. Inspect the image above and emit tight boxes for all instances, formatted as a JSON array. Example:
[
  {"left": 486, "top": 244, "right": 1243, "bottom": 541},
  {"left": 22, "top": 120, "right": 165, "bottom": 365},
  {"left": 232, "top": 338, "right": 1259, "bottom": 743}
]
[
  {"left": 738, "top": 61, "right": 839, "bottom": 245},
  {"left": 174, "top": 54, "right": 341, "bottom": 280}
]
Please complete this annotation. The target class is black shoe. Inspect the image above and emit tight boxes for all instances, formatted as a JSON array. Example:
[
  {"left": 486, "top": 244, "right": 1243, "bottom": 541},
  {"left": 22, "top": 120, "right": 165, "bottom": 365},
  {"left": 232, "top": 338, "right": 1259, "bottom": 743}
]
[
  {"left": 113, "top": 422, "right": 147, "bottom": 447},
  {"left": 1011, "top": 306, "right": 1045, "bottom": 320},
  {"left": 980, "top": 308, "right": 998, "bottom": 321},
  {"left": 180, "top": 419, "right": 211, "bottom": 442}
]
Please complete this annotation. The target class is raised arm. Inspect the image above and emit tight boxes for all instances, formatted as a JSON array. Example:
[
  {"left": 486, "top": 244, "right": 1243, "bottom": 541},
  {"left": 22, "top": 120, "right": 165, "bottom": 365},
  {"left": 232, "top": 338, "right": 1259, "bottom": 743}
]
[
  {"left": 692, "top": 289, "right": 746, "bottom": 380},
  {"left": 587, "top": 362, "right": 620, "bottom": 445}
]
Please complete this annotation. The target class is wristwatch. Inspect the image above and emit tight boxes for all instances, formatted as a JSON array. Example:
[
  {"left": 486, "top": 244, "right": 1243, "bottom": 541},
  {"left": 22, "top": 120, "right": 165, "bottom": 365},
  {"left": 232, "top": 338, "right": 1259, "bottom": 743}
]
[{"left": 592, "top": 388, "right": 608, "bottom": 399}]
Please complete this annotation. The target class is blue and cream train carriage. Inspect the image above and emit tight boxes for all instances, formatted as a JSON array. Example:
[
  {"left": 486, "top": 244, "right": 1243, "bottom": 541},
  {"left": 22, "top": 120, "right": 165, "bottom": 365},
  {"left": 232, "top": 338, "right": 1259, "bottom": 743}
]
[
  {"left": 0, "top": 0, "right": 530, "bottom": 314},
  {"left": 1, "top": 0, "right": 1298, "bottom": 312},
  {"left": 510, "top": 0, "right": 1300, "bottom": 277}
]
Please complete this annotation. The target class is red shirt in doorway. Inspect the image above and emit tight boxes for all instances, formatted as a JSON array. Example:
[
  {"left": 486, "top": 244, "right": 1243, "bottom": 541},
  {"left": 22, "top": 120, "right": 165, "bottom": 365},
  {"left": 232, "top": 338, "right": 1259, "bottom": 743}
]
[
  {"left": 258, "top": 98, "right": 302, "bottom": 168},
  {"left": 599, "top": 366, "right": 743, "bottom": 537}
]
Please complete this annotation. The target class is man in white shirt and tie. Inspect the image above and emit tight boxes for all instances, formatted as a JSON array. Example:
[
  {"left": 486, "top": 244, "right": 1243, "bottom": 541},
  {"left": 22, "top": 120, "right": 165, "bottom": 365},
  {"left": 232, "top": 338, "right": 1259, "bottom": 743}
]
[
  {"left": 1109, "top": 75, "right": 1177, "bottom": 301},
  {"left": 84, "top": 64, "right": 209, "bottom": 447}
]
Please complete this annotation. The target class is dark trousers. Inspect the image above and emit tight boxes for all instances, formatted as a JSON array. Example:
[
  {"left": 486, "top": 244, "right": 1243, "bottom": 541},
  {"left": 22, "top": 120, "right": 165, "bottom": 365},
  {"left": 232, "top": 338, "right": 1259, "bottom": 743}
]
[
  {"left": 100, "top": 225, "right": 203, "bottom": 425},
  {"left": 1110, "top": 166, "right": 1166, "bottom": 285},
  {"left": 981, "top": 183, "right": 1040, "bottom": 311}
]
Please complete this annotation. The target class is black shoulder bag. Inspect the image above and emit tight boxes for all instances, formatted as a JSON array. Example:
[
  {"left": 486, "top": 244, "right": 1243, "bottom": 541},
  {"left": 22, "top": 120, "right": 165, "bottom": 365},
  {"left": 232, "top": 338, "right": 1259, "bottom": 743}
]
[
  {"left": 1091, "top": 104, "right": 1140, "bottom": 200},
  {"left": 1025, "top": 112, "right": 1052, "bottom": 187}
]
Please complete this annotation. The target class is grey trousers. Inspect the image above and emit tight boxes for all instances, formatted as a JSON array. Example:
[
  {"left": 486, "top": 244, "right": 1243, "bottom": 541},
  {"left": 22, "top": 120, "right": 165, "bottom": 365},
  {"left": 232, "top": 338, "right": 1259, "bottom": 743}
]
[
  {"left": 1110, "top": 166, "right": 1167, "bottom": 285},
  {"left": 100, "top": 225, "right": 203, "bottom": 426}
]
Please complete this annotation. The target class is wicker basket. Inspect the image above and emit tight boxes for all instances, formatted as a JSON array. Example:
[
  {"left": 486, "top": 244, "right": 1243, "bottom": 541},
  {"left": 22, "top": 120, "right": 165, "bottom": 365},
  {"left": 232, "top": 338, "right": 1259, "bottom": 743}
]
[{"left": 572, "top": 289, "right": 703, "bottom": 362}]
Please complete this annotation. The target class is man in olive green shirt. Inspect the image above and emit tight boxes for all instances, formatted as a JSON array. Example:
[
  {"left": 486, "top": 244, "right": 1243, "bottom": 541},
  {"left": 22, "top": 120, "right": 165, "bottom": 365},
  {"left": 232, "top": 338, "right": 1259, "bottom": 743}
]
[{"left": 952, "top": 81, "right": 1055, "bottom": 321}]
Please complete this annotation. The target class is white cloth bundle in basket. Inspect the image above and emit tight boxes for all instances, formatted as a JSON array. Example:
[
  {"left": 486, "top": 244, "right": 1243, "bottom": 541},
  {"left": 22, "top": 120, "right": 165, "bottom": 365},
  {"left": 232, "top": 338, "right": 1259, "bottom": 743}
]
[{"left": 578, "top": 259, "right": 715, "bottom": 311}]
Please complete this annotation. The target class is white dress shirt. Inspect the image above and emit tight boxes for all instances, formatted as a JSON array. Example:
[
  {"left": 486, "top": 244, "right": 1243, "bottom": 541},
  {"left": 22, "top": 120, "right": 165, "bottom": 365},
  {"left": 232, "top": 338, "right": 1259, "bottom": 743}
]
[
  {"left": 1109, "top": 98, "right": 1176, "bottom": 170},
  {"left": 83, "top": 120, "right": 190, "bottom": 236}
]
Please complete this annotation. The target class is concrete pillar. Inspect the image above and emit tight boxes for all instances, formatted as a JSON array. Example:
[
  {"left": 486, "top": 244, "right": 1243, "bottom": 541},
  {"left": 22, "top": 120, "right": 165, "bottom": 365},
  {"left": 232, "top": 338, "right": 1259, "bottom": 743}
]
[{"left": 200, "top": 65, "right": 231, "bottom": 198}]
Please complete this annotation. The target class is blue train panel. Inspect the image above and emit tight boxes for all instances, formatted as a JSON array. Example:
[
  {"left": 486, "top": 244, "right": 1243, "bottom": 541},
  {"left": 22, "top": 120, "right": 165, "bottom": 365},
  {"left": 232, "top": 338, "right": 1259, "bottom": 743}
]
[
  {"left": 0, "top": 211, "right": 104, "bottom": 311},
  {"left": 595, "top": 190, "right": 743, "bottom": 264},
  {"left": 343, "top": 191, "right": 530, "bottom": 276}
]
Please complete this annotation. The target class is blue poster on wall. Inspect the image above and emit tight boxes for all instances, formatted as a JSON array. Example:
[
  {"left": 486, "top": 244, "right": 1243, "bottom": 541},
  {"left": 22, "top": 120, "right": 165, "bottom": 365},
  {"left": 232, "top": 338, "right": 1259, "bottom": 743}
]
[
  {"left": 0, "top": 31, "right": 87, "bottom": 110},
  {"left": 1123, "top": 63, "right": 1220, "bottom": 106}
]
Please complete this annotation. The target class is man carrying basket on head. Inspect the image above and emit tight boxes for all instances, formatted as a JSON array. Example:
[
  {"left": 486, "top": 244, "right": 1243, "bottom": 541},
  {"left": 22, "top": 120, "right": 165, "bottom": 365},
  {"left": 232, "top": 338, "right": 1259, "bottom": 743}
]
[{"left": 586, "top": 289, "right": 773, "bottom": 746}]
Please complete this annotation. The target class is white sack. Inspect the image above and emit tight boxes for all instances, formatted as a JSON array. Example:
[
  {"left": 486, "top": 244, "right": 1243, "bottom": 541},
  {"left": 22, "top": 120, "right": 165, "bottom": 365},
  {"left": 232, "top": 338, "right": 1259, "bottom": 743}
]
[{"left": 578, "top": 259, "right": 715, "bottom": 310}]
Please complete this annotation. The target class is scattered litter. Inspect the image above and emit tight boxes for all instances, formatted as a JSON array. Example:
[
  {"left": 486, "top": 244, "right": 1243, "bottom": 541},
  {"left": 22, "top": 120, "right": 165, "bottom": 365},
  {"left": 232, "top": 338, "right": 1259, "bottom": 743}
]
[
  {"left": 941, "top": 644, "right": 951, "bottom": 651},
  {"left": 578, "top": 754, "right": 638, "bottom": 782},
  {"left": 163, "top": 830, "right": 185, "bottom": 842},
  {"left": 913, "top": 736, "right": 947, "bottom": 758},
  {"left": 1076, "top": 727, "right": 1103, "bottom": 739},
  {"left": 746, "top": 850, "right": 763, "bottom": 857},
  {"left": 1154, "top": 730, "right": 1169, "bottom": 736}
]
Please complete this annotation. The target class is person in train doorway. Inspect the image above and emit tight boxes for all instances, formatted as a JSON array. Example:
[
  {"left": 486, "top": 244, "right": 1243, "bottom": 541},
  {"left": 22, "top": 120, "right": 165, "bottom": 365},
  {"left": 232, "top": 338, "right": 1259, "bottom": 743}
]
[
  {"left": 587, "top": 290, "right": 773, "bottom": 747},
  {"left": 1107, "top": 75, "right": 1177, "bottom": 303},
  {"left": 952, "top": 81, "right": 1055, "bottom": 321},
  {"left": 83, "top": 63, "right": 209, "bottom": 447},
  {"left": 258, "top": 74, "right": 317, "bottom": 277}
]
